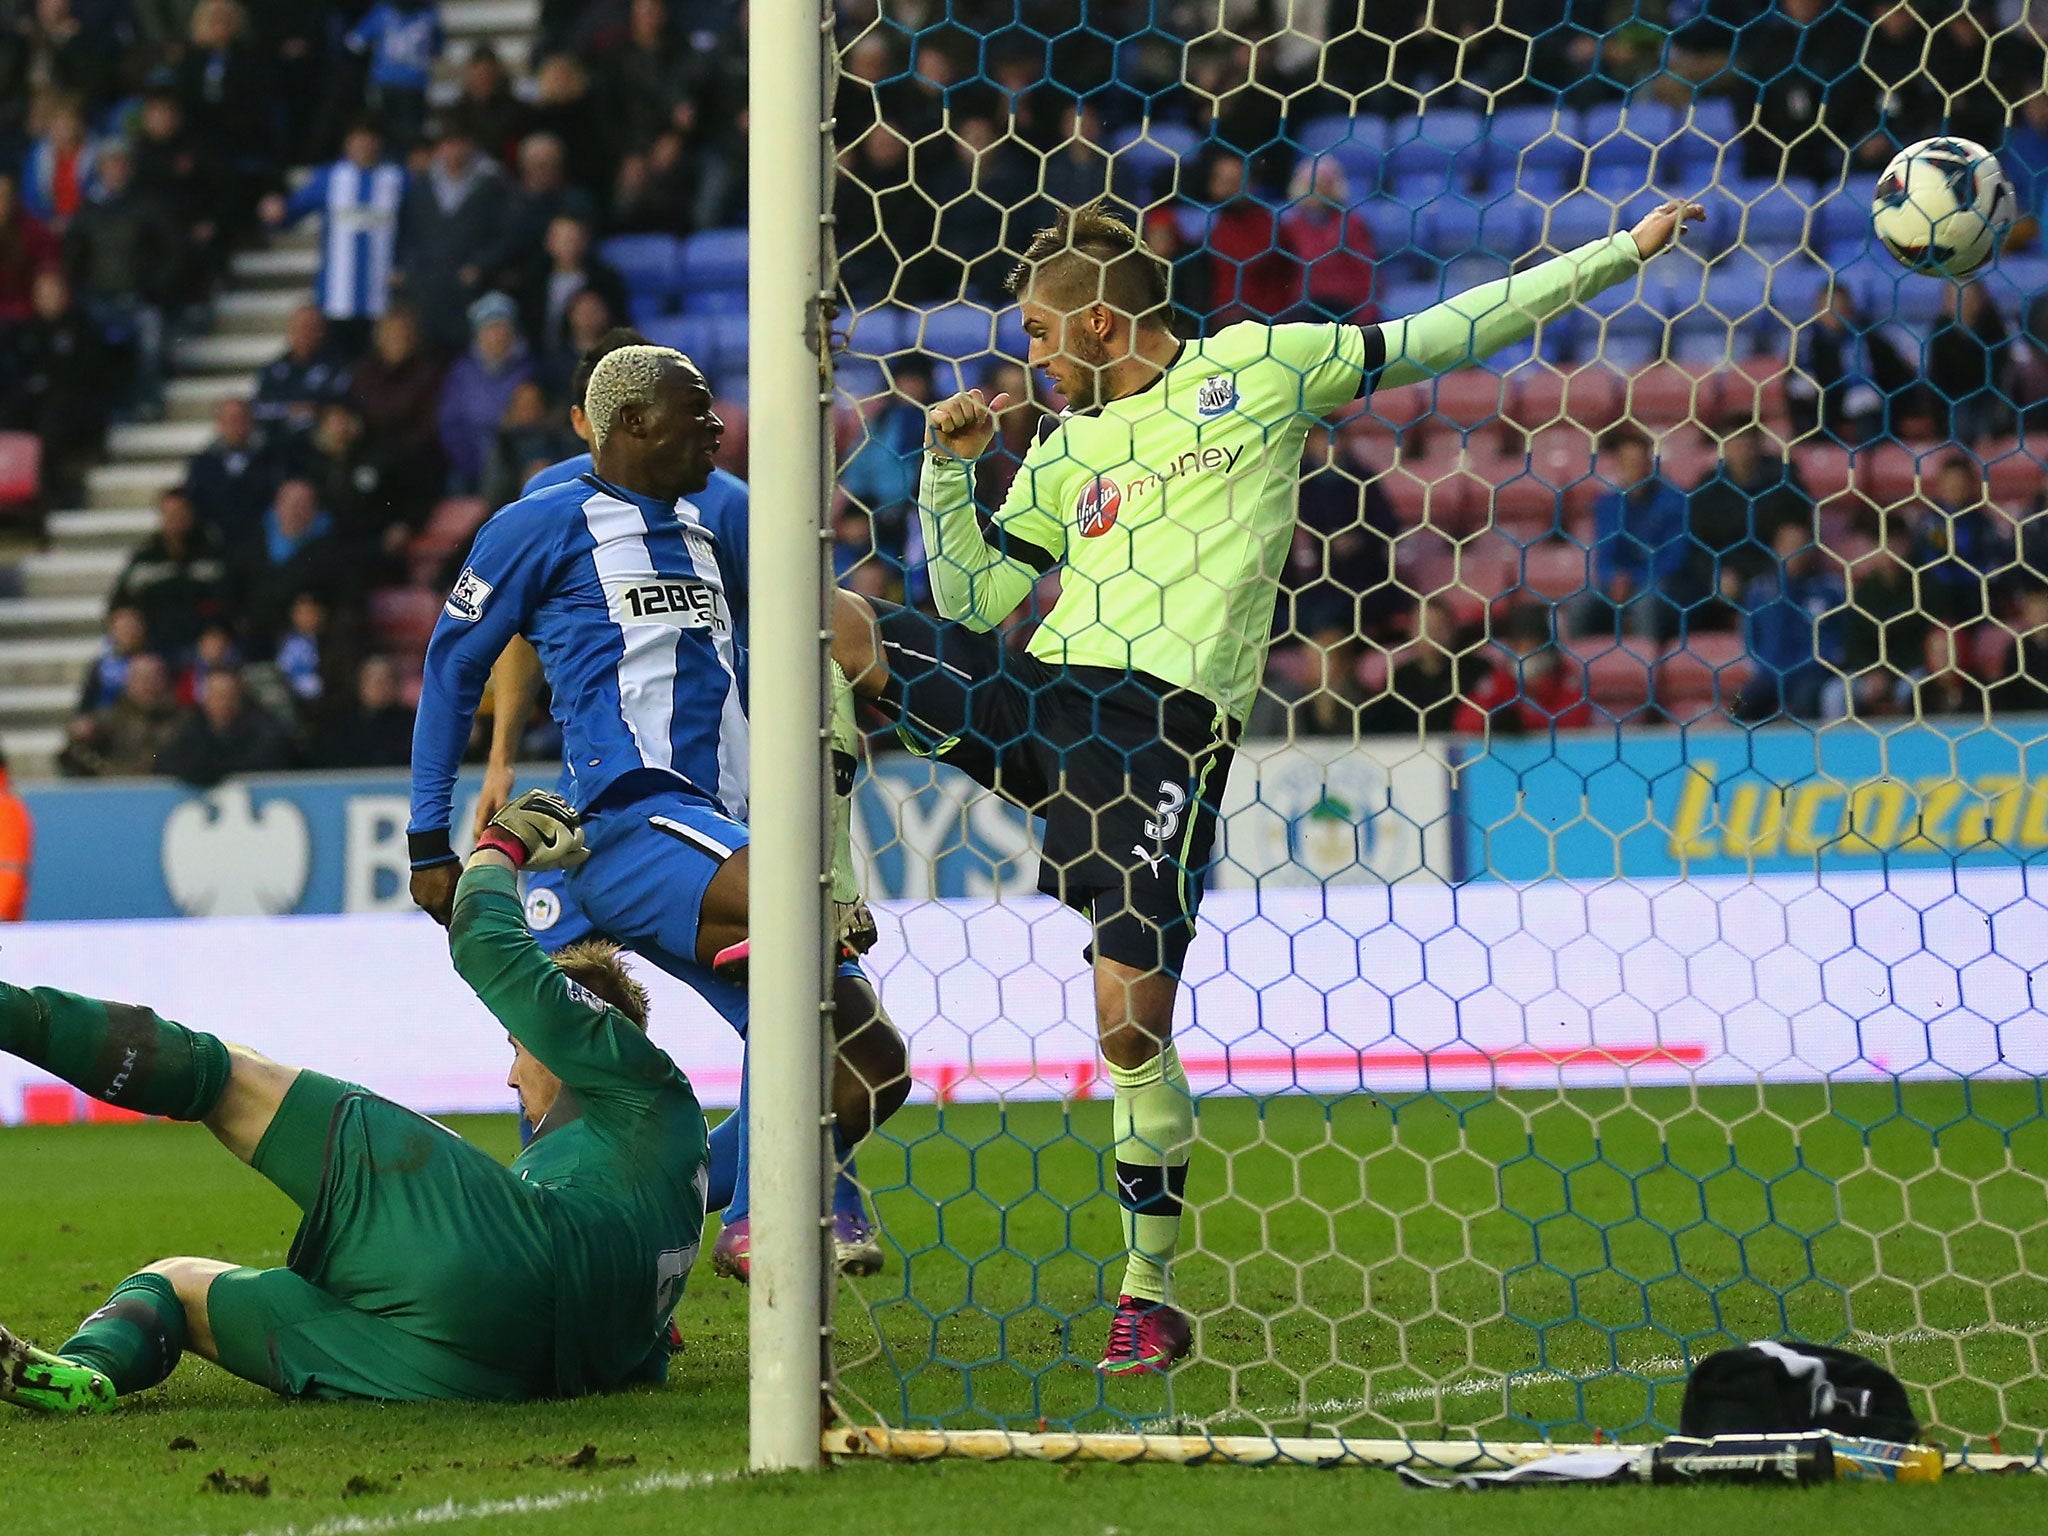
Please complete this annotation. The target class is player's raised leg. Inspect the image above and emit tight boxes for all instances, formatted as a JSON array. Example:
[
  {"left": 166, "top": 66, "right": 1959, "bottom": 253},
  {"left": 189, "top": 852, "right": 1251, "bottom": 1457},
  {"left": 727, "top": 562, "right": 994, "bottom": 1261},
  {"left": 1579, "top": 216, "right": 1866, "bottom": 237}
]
[{"left": 0, "top": 982, "right": 312, "bottom": 1411}]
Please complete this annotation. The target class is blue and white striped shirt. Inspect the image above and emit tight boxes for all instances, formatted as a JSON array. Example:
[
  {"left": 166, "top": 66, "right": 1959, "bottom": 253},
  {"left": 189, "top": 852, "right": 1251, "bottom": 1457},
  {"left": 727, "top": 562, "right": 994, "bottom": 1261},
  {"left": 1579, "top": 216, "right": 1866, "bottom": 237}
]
[
  {"left": 282, "top": 160, "right": 406, "bottom": 321},
  {"left": 410, "top": 473, "right": 749, "bottom": 848}
]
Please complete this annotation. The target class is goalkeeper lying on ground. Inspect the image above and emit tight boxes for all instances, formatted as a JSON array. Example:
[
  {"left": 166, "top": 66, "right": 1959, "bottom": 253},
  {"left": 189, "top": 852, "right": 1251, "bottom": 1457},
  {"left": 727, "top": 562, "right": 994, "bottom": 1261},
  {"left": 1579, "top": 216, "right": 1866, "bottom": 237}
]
[{"left": 0, "top": 791, "right": 707, "bottom": 1410}]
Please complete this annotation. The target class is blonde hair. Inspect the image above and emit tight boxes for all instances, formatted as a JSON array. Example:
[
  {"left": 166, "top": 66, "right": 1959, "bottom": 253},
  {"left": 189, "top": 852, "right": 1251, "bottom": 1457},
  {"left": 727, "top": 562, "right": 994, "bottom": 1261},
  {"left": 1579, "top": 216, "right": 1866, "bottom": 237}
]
[
  {"left": 551, "top": 939, "right": 651, "bottom": 1029},
  {"left": 1004, "top": 200, "right": 1172, "bottom": 325},
  {"left": 583, "top": 343, "right": 691, "bottom": 452}
]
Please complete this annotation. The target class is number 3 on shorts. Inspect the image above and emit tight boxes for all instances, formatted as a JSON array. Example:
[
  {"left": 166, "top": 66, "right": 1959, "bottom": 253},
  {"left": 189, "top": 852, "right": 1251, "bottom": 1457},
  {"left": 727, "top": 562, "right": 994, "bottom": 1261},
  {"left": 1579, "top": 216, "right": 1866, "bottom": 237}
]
[{"left": 1137, "top": 780, "right": 1189, "bottom": 871}]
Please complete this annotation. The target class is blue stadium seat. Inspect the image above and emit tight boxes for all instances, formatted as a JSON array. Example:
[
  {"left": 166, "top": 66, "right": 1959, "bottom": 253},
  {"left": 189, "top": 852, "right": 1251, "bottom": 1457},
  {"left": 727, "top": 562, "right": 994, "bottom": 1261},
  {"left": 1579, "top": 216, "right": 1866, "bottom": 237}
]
[
  {"left": 680, "top": 228, "right": 748, "bottom": 292},
  {"left": 681, "top": 287, "right": 748, "bottom": 315},
  {"left": 1576, "top": 102, "right": 1628, "bottom": 148},
  {"left": 601, "top": 233, "right": 684, "bottom": 308},
  {"left": 1388, "top": 171, "right": 1470, "bottom": 211},
  {"left": 1423, "top": 197, "right": 1538, "bottom": 261},
  {"left": 1691, "top": 95, "right": 1739, "bottom": 146},
  {"left": 1385, "top": 110, "right": 1488, "bottom": 193},
  {"left": 1733, "top": 182, "right": 1818, "bottom": 249},
  {"left": 912, "top": 303, "right": 1002, "bottom": 362},
  {"left": 1585, "top": 142, "right": 1654, "bottom": 181},
  {"left": 840, "top": 305, "right": 912, "bottom": 362},
  {"left": 1539, "top": 193, "right": 1622, "bottom": 250},
  {"left": 1297, "top": 114, "right": 1387, "bottom": 160},
  {"left": 1986, "top": 252, "right": 2048, "bottom": 305},
  {"left": 642, "top": 311, "right": 749, "bottom": 381},
  {"left": 1109, "top": 121, "right": 1203, "bottom": 205},
  {"left": 1358, "top": 197, "right": 1427, "bottom": 277},
  {"left": 1486, "top": 107, "right": 1583, "bottom": 190},
  {"left": 1295, "top": 115, "right": 1385, "bottom": 196}
]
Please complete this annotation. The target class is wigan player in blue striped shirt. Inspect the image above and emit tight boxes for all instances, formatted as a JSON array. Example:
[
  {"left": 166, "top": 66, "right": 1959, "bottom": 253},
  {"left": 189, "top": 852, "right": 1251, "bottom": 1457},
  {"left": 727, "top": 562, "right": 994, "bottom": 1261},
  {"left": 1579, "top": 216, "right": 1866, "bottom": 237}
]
[{"left": 409, "top": 346, "right": 907, "bottom": 1286}]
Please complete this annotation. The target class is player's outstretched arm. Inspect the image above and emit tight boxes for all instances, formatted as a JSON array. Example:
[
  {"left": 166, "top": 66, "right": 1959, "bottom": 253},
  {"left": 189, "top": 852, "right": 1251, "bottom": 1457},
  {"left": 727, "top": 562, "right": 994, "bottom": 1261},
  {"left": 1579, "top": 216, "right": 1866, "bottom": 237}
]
[
  {"left": 1375, "top": 198, "right": 1706, "bottom": 392},
  {"left": 408, "top": 513, "right": 553, "bottom": 922},
  {"left": 915, "top": 388, "right": 1060, "bottom": 630}
]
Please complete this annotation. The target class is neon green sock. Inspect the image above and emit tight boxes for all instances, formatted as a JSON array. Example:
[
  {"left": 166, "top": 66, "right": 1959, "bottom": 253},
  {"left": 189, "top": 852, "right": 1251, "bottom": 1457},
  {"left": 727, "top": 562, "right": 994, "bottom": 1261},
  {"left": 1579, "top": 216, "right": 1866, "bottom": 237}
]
[
  {"left": 1108, "top": 1044, "right": 1194, "bottom": 1305},
  {"left": 0, "top": 984, "right": 228, "bottom": 1121}
]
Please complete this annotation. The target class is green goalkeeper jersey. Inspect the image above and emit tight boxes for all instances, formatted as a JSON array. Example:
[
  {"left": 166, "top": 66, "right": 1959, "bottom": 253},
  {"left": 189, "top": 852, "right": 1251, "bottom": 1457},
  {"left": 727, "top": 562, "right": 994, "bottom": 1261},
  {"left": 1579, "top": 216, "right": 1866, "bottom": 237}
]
[
  {"left": 449, "top": 863, "right": 709, "bottom": 1396},
  {"left": 917, "top": 232, "right": 1644, "bottom": 722}
]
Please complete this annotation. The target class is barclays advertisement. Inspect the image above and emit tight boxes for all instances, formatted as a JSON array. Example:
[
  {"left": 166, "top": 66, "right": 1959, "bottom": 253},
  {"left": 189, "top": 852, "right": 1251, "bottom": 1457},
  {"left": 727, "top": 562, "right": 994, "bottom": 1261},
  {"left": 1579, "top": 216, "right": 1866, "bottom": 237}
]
[
  {"left": 12, "top": 741, "right": 1453, "bottom": 921},
  {"left": 1458, "top": 716, "right": 2048, "bottom": 883}
]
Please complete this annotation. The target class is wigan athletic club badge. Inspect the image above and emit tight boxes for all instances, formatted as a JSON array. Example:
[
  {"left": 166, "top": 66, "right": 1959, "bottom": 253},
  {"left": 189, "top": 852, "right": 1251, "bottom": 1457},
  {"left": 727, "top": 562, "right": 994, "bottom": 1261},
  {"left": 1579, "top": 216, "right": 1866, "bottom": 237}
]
[{"left": 1195, "top": 373, "right": 1238, "bottom": 416}]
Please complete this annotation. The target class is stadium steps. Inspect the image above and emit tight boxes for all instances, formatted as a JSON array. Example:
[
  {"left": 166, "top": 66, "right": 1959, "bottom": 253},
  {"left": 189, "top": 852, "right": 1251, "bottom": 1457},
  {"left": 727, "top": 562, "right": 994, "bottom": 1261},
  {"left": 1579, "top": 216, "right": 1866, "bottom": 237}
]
[
  {"left": 0, "top": 637, "right": 99, "bottom": 686},
  {"left": 86, "top": 461, "right": 182, "bottom": 510},
  {"left": 163, "top": 374, "right": 250, "bottom": 424},
  {"left": 0, "top": 684, "right": 85, "bottom": 721},
  {"left": 229, "top": 247, "right": 319, "bottom": 286},
  {"left": 213, "top": 289, "right": 305, "bottom": 335},
  {"left": 173, "top": 332, "right": 281, "bottom": 375},
  {"left": 46, "top": 508, "right": 157, "bottom": 548},
  {"left": 0, "top": 597, "right": 104, "bottom": 633},
  {"left": 0, "top": 0, "right": 537, "bottom": 777},
  {"left": 21, "top": 550, "right": 128, "bottom": 598},
  {"left": 1, "top": 727, "right": 64, "bottom": 765},
  {"left": 107, "top": 422, "right": 212, "bottom": 461}
]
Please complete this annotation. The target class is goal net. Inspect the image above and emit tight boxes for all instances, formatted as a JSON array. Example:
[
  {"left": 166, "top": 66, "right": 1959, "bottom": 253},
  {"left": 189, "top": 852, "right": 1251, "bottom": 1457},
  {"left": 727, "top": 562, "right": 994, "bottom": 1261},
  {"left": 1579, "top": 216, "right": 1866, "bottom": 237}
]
[{"left": 813, "top": 0, "right": 2048, "bottom": 1458}]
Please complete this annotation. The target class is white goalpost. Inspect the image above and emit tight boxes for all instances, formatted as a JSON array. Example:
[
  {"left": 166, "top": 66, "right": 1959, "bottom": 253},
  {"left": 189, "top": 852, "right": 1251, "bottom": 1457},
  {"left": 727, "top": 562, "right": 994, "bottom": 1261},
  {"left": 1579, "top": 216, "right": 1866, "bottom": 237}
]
[{"left": 745, "top": 0, "right": 834, "bottom": 1476}]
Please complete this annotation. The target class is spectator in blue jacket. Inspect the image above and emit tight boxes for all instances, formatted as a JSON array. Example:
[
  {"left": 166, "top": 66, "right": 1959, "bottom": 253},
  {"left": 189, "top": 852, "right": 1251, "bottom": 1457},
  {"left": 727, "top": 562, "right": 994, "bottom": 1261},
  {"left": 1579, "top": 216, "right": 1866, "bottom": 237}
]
[
  {"left": 347, "top": 1, "right": 444, "bottom": 153},
  {"left": 1738, "top": 521, "right": 1845, "bottom": 723},
  {"left": 438, "top": 291, "right": 533, "bottom": 495},
  {"left": 1589, "top": 424, "right": 1690, "bottom": 643}
]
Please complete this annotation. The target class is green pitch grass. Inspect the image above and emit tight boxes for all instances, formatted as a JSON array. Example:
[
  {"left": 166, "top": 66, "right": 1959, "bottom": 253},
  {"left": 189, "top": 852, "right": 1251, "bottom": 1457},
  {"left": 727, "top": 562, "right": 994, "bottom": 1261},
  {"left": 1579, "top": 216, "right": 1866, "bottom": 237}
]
[{"left": 0, "top": 1089, "right": 2039, "bottom": 1536}]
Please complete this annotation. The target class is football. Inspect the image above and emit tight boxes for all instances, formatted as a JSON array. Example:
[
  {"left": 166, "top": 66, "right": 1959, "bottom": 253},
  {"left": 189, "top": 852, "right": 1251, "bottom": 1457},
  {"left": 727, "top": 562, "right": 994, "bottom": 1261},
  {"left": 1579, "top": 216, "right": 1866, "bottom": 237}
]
[{"left": 1871, "top": 135, "right": 2016, "bottom": 279}]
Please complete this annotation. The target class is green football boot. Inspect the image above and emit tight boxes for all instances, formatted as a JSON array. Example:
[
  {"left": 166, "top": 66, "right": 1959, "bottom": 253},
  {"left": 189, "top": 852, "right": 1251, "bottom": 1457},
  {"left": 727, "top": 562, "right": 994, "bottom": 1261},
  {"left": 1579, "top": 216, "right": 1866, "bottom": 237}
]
[{"left": 0, "top": 1324, "right": 115, "bottom": 1415}]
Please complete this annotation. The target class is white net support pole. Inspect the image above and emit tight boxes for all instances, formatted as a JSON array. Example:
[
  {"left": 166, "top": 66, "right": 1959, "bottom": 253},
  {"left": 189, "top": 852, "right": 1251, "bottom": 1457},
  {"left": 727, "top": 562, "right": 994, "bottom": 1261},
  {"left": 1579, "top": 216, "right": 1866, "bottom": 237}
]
[{"left": 746, "top": 0, "right": 833, "bottom": 1476}]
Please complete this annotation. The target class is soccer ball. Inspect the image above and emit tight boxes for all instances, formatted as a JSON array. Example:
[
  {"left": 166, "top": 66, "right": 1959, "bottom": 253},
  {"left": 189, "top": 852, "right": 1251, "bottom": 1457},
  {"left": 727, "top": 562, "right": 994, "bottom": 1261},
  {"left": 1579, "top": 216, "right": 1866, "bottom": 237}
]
[{"left": 1871, "top": 137, "right": 2016, "bottom": 280}]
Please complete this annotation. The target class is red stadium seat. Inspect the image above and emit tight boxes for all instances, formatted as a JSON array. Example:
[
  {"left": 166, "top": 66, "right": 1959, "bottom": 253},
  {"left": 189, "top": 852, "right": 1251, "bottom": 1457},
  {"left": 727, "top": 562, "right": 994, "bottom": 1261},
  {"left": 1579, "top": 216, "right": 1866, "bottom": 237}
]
[
  {"left": 1655, "top": 633, "right": 1752, "bottom": 724},
  {"left": 368, "top": 587, "right": 443, "bottom": 654},
  {"left": 1572, "top": 638, "right": 1659, "bottom": 720},
  {"left": 0, "top": 432, "right": 40, "bottom": 517},
  {"left": 1511, "top": 365, "right": 1624, "bottom": 433},
  {"left": 1384, "top": 462, "right": 1475, "bottom": 530},
  {"left": 1428, "top": 370, "right": 1514, "bottom": 430},
  {"left": 1856, "top": 442, "right": 1926, "bottom": 505},
  {"left": 1792, "top": 444, "right": 1855, "bottom": 501},
  {"left": 408, "top": 498, "right": 491, "bottom": 585},
  {"left": 1488, "top": 471, "right": 1567, "bottom": 538},
  {"left": 1623, "top": 363, "right": 1717, "bottom": 427},
  {"left": 1521, "top": 537, "right": 1592, "bottom": 603},
  {"left": 1721, "top": 356, "right": 1792, "bottom": 433},
  {"left": 1982, "top": 439, "right": 2045, "bottom": 504}
]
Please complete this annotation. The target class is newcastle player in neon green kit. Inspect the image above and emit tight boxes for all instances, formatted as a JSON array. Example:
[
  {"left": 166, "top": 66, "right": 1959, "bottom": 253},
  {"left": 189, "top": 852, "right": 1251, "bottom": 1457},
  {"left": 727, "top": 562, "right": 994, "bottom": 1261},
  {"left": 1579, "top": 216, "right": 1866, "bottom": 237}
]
[
  {"left": 0, "top": 791, "right": 707, "bottom": 1410},
  {"left": 833, "top": 196, "right": 1704, "bottom": 1372}
]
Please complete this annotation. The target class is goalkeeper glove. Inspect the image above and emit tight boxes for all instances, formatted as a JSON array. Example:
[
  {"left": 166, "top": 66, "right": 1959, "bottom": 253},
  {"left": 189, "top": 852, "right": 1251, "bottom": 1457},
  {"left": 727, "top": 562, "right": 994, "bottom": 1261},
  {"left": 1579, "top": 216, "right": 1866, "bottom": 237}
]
[{"left": 474, "top": 789, "right": 589, "bottom": 872}]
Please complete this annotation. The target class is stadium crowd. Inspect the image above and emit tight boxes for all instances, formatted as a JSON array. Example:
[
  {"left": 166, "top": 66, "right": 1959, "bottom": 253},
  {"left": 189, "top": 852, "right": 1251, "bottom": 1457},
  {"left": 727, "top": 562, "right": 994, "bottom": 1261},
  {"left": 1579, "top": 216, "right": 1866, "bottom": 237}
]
[{"left": 2, "top": 0, "right": 2044, "bottom": 786}]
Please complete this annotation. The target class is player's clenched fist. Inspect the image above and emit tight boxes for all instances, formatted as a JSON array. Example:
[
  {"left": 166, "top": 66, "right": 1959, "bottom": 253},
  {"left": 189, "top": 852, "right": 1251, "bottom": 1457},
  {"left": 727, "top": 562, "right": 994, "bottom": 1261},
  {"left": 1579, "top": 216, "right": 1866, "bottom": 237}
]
[{"left": 926, "top": 387, "right": 1014, "bottom": 460}]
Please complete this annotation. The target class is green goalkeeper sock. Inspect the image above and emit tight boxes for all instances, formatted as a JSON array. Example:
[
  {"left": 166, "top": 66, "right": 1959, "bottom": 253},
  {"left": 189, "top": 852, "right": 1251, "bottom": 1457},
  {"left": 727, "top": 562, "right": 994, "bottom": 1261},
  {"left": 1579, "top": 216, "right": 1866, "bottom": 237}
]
[
  {"left": 0, "top": 983, "right": 229, "bottom": 1121},
  {"left": 830, "top": 659, "right": 862, "bottom": 907},
  {"left": 1109, "top": 1044, "right": 1194, "bottom": 1305},
  {"left": 58, "top": 1272, "right": 188, "bottom": 1395}
]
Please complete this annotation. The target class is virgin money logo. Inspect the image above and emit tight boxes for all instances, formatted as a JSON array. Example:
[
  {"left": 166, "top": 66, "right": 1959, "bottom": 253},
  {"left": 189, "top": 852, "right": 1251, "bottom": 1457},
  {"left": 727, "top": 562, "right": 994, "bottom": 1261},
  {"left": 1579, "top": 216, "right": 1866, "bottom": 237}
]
[{"left": 1076, "top": 477, "right": 1122, "bottom": 537}]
